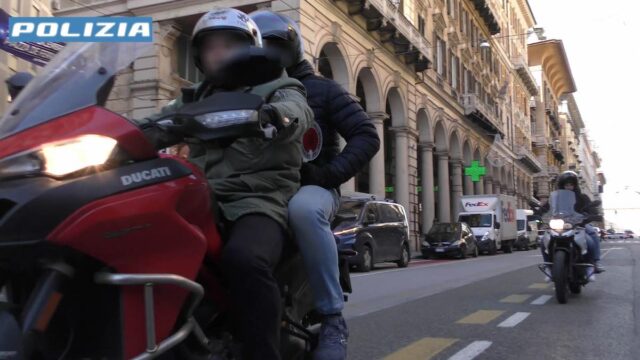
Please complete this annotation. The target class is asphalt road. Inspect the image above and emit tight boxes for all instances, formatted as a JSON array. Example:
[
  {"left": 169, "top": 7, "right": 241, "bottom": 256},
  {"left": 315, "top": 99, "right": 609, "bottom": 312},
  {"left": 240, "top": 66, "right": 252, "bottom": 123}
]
[{"left": 346, "top": 240, "right": 640, "bottom": 360}]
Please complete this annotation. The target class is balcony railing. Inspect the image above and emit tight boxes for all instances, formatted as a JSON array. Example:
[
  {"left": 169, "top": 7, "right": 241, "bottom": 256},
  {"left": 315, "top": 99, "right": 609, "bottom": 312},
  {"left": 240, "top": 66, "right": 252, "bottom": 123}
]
[
  {"left": 342, "top": 0, "right": 432, "bottom": 72},
  {"left": 516, "top": 145, "right": 543, "bottom": 173},
  {"left": 511, "top": 54, "right": 538, "bottom": 96},
  {"left": 462, "top": 93, "right": 503, "bottom": 136}
]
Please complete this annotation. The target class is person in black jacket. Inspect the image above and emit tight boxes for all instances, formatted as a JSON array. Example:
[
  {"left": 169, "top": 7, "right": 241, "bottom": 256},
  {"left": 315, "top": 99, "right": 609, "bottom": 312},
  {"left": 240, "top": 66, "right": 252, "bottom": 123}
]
[
  {"left": 251, "top": 11, "right": 380, "bottom": 360},
  {"left": 539, "top": 171, "right": 604, "bottom": 273}
]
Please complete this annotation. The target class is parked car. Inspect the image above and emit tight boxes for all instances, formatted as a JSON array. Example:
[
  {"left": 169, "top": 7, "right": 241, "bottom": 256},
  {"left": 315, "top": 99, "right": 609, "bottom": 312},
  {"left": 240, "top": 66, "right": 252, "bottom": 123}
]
[
  {"left": 421, "top": 222, "right": 479, "bottom": 259},
  {"left": 624, "top": 230, "right": 635, "bottom": 239},
  {"left": 606, "top": 233, "right": 626, "bottom": 240},
  {"left": 332, "top": 194, "right": 411, "bottom": 272}
]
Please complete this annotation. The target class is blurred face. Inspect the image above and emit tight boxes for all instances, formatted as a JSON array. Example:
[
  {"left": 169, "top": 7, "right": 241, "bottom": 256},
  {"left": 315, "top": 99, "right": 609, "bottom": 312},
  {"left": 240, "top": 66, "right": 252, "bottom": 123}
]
[
  {"left": 199, "top": 31, "right": 250, "bottom": 74},
  {"left": 264, "top": 37, "right": 298, "bottom": 67},
  {"left": 564, "top": 183, "right": 575, "bottom": 191}
]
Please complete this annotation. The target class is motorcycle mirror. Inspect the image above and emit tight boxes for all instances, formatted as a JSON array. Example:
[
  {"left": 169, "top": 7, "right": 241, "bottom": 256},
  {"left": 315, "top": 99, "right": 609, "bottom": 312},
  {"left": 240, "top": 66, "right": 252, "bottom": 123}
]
[
  {"left": 5, "top": 72, "right": 33, "bottom": 100},
  {"left": 209, "top": 46, "right": 285, "bottom": 88}
]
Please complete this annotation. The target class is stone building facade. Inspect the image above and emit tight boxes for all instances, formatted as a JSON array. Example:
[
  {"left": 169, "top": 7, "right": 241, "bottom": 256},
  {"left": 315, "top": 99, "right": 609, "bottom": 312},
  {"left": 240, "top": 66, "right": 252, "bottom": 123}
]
[
  {"left": 0, "top": 0, "right": 53, "bottom": 114},
  {"left": 53, "top": 0, "right": 542, "bottom": 251}
]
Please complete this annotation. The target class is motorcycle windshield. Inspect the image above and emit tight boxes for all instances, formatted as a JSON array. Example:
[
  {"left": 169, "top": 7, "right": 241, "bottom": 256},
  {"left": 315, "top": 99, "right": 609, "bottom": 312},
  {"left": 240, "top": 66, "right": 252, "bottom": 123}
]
[
  {"left": 549, "top": 190, "right": 584, "bottom": 224},
  {"left": 0, "top": 41, "right": 153, "bottom": 140}
]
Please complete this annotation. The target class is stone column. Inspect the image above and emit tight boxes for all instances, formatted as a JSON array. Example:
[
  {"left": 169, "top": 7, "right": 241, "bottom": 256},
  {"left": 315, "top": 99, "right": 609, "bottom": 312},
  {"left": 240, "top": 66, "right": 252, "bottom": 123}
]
[
  {"left": 484, "top": 176, "right": 493, "bottom": 194},
  {"left": 437, "top": 152, "right": 451, "bottom": 223},
  {"left": 391, "top": 127, "right": 411, "bottom": 217},
  {"left": 420, "top": 142, "right": 435, "bottom": 234},
  {"left": 368, "top": 112, "right": 387, "bottom": 198},
  {"left": 463, "top": 169, "right": 475, "bottom": 195},
  {"left": 494, "top": 181, "right": 502, "bottom": 194},
  {"left": 131, "top": 20, "right": 181, "bottom": 120},
  {"left": 474, "top": 177, "right": 484, "bottom": 195},
  {"left": 450, "top": 159, "right": 464, "bottom": 221}
]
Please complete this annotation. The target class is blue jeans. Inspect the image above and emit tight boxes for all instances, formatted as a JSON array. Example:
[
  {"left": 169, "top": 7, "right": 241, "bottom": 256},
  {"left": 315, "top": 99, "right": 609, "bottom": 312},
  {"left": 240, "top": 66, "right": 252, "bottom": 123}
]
[
  {"left": 288, "top": 185, "right": 344, "bottom": 315},
  {"left": 541, "top": 224, "right": 601, "bottom": 262},
  {"left": 585, "top": 224, "right": 601, "bottom": 262}
]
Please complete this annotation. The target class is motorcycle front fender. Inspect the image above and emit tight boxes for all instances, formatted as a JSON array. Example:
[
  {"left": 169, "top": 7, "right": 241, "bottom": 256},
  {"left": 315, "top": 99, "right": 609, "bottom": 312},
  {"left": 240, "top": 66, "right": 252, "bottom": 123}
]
[{"left": 0, "top": 310, "right": 23, "bottom": 360}]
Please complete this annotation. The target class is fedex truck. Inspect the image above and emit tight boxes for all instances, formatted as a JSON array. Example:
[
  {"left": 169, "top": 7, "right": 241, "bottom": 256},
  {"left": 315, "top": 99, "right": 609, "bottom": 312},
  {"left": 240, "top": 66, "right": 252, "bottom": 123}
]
[{"left": 457, "top": 195, "right": 518, "bottom": 254}]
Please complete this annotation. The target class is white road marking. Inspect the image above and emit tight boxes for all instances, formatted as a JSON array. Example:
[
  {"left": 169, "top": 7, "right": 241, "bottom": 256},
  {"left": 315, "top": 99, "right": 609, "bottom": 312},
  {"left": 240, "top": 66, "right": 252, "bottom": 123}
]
[
  {"left": 531, "top": 295, "right": 552, "bottom": 305},
  {"left": 448, "top": 341, "right": 493, "bottom": 360},
  {"left": 601, "top": 247, "right": 624, "bottom": 259},
  {"left": 497, "top": 312, "right": 530, "bottom": 328}
]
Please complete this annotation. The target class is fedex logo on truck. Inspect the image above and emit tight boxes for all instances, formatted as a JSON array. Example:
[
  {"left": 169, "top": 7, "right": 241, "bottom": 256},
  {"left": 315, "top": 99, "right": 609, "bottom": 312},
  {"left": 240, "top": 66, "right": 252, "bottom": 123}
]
[
  {"left": 465, "top": 201, "right": 489, "bottom": 208},
  {"left": 8, "top": 17, "right": 152, "bottom": 42}
]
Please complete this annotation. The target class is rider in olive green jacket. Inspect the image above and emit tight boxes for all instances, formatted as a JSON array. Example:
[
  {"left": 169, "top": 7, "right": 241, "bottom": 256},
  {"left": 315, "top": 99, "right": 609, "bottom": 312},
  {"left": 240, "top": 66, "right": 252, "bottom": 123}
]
[
  {"left": 140, "top": 74, "right": 311, "bottom": 229},
  {"left": 137, "top": 9, "right": 313, "bottom": 359}
]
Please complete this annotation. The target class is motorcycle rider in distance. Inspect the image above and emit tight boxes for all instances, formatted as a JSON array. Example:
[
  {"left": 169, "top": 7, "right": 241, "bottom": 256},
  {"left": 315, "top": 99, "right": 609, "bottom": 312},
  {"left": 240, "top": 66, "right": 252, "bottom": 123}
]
[
  {"left": 137, "top": 8, "right": 313, "bottom": 360},
  {"left": 250, "top": 10, "right": 380, "bottom": 360},
  {"left": 539, "top": 171, "right": 604, "bottom": 274}
]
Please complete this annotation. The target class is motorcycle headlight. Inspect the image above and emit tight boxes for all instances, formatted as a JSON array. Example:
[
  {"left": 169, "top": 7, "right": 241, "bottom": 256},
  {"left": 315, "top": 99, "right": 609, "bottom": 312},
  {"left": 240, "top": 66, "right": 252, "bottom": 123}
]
[
  {"left": 0, "top": 134, "right": 117, "bottom": 180},
  {"left": 549, "top": 219, "right": 565, "bottom": 231}
]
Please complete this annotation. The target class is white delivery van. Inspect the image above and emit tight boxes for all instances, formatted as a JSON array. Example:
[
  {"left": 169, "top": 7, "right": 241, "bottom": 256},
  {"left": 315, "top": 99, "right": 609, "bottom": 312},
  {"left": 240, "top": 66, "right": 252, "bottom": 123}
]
[
  {"left": 515, "top": 209, "right": 535, "bottom": 250},
  {"left": 458, "top": 195, "right": 518, "bottom": 254}
]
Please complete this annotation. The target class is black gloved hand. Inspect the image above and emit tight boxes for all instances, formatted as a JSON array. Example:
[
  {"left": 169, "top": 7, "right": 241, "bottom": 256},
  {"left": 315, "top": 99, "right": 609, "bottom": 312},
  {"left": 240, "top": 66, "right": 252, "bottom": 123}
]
[
  {"left": 259, "top": 104, "right": 288, "bottom": 131},
  {"left": 300, "top": 162, "right": 327, "bottom": 188}
]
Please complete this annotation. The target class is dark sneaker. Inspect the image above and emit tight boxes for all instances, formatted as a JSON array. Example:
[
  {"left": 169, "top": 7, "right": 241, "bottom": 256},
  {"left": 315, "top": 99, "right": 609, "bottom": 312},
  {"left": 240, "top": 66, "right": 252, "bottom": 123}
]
[
  {"left": 313, "top": 315, "right": 349, "bottom": 360},
  {"left": 594, "top": 261, "right": 605, "bottom": 274}
]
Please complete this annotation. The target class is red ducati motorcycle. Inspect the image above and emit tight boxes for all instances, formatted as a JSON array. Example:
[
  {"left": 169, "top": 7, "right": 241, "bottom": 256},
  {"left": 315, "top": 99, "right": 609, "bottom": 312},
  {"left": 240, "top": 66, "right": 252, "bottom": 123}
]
[{"left": 0, "top": 41, "right": 351, "bottom": 359}]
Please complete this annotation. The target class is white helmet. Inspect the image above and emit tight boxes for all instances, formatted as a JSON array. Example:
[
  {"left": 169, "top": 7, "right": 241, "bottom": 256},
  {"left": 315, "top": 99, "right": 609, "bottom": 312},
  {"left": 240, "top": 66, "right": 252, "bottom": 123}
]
[{"left": 191, "top": 8, "right": 263, "bottom": 72}]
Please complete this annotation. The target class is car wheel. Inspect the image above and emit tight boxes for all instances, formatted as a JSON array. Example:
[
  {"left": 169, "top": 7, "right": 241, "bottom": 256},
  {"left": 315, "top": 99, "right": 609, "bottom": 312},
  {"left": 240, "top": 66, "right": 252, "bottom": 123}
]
[
  {"left": 357, "top": 245, "right": 373, "bottom": 272},
  {"left": 396, "top": 243, "right": 410, "bottom": 268},
  {"left": 459, "top": 246, "right": 467, "bottom": 259},
  {"left": 503, "top": 243, "right": 513, "bottom": 254},
  {"left": 472, "top": 245, "right": 479, "bottom": 258}
]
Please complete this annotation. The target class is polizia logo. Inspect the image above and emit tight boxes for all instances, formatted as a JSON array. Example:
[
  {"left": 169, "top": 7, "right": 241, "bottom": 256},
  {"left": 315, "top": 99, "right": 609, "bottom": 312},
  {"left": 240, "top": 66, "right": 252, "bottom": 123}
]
[{"left": 8, "top": 17, "right": 153, "bottom": 42}]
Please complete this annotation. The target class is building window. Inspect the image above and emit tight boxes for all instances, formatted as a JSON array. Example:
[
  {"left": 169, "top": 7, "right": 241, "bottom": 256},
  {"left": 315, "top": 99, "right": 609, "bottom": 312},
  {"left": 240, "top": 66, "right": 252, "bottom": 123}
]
[
  {"left": 450, "top": 53, "right": 459, "bottom": 89},
  {"left": 418, "top": 15, "right": 425, "bottom": 36},
  {"left": 446, "top": 0, "right": 457, "bottom": 18},
  {"left": 435, "top": 37, "right": 445, "bottom": 76},
  {"left": 177, "top": 34, "right": 203, "bottom": 84}
]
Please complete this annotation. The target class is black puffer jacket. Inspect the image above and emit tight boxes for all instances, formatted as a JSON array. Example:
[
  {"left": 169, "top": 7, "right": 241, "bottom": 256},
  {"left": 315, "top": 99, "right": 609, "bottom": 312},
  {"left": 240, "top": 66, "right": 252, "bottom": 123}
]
[{"left": 287, "top": 60, "right": 380, "bottom": 189}]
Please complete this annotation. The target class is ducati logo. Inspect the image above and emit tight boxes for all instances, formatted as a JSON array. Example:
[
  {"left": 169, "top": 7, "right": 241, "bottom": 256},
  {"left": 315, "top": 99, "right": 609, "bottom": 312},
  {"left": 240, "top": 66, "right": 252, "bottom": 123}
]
[{"left": 121, "top": 167, "right": 172, "bottom": 186}]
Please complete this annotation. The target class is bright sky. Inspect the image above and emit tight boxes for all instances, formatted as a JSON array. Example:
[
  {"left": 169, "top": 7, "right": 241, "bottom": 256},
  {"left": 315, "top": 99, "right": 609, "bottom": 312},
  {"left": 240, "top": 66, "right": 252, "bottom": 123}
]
[{"left": 528, "top": 0, "right": 640, "bottom": 233}]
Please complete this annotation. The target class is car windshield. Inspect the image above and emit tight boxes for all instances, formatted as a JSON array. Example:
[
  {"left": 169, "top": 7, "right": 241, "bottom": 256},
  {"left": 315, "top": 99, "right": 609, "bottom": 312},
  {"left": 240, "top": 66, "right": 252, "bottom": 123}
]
[
  {"left": 429, "top": 223, "right": 460, "bottom": 234},
  {"left": 517, "top": 220, "right": 526, "bottom": 231},
  {"left": 459, "top": 214, "right": 492, "bottom": 228},
  {"left": 0, "top": 41, "right": 152, "bottom": 139},
  {"left": 549, "top": 190, "right": 584, "bottom": 225}
]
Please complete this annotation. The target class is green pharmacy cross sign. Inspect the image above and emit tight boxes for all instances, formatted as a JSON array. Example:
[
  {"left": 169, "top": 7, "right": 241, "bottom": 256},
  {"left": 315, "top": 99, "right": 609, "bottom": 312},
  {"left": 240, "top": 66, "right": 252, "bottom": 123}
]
[{"left": 465, "top": 161, "right": 486, "bottom": 182}]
